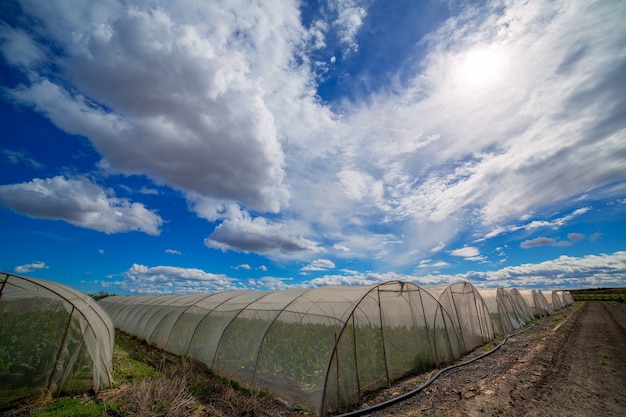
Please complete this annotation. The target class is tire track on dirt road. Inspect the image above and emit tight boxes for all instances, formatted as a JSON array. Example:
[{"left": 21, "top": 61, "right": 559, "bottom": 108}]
[
  {"left": 360, "top": 302, "right": 626, "bottom": 417},
  {"left": 508, "top": 301, "right": 626, "bottom": 417}
]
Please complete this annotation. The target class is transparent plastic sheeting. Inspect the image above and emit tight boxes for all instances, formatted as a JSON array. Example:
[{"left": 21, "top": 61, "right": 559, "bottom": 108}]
[
  {"left": 99, "top": 282, "right": 573, "bottom": 416},
  {"left": 0, "top": 273, "right": 114, "bottom": 406},
  {"left": 518, "top": 290, "right": 552, "bottom": 318},
  {"left": 508, "top": 289, "right": 535, "bottom": 324},
  {"left": 560, "top": 291, "right": 574, "bottom": 305},
  {"left": 551, "top": 290, "right": 574, "bottom": 310},
  {"left": 100, "top": 281, "right": 465, "bottom": 415},
  {"left": 425, "top": 282, "right": 494, "bottom": 353}
]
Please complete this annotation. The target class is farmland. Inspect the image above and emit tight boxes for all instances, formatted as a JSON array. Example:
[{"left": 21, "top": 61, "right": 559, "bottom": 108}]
[
  {"left": 570, "top": 287, "right": 626, "bottom": 303},
  {"left": 3, "top": 297, "right": 626, "bottom": 416},
  {"left": 361, "top": 300, "right": 626, "bottom": 417}
]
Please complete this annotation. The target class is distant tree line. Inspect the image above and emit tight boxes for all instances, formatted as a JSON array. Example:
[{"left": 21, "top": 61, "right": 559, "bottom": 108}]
[
  {"left": 89, "top": 291, "right": 116, "bottom": 301},
  {"left": 570, "top": 287, "right": 625, "bottom": 303}
]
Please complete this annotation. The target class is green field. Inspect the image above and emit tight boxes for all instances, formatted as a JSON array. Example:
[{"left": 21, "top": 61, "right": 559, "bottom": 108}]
[{"left": 569, "top": 287, "right": 626, "bottom": 303}]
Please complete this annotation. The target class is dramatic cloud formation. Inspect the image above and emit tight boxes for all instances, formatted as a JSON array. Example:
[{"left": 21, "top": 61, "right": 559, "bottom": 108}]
[
  {"left": 3, "top": 1, "right": 320, "bottom": 214},
  {"left": 1, "top": 0, "right": 624, "bottom": 292},
  {"left": 0, "top": 176, "right": 162, "bottom": 235},
  {"left": 470, "top": 251, "right": 626, "bottom": 289},
  {"left": 311, "top": 251, "right": 626, "bottom": 289},
  {"left": 106, "top": 251, "right": 626, "bottom": 295}
]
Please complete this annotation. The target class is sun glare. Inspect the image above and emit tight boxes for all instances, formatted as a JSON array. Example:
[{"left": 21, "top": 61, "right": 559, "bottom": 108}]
[{"left": 459, "top": 48, "right": 501, "bottom": 86}]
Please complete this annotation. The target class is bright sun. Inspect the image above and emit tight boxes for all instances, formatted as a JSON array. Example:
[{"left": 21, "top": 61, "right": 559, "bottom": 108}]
[{"left": 459, "top": 48, "right": 501, "bottom": 86}]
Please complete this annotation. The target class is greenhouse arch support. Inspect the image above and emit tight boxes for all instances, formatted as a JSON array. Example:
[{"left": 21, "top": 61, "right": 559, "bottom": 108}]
[
  {"left": 0, "top": 272, "right": 114, "bottom": 406},
  {"left": 100, "top": 281, "right": 468, "bottom": 415}
]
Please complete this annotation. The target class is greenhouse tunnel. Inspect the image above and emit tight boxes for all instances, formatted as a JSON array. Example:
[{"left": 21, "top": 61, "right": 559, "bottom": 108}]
[
  {"left": 99, "top": 281, "right": 468, "bottom": 415},
  {"left": 0, "top": 273, "right": 114, "bottom": 407},
  {"left": 559, "top": 291, "right": 574, "bottom": 306},
  {"left": 508, "top": 288, "right": 534, "bottom": 324},
  {"left": 518, "top": 290, "right": 551, "bottom": 318},
  {"left": 478, "top": 288, "right": 526, "bottom": 336},
  {"left": 551, "top": 290, "right": 564, "bottom": 310},
  {"left": 425, "top": 282, "right": 494, "bottom": 353}
]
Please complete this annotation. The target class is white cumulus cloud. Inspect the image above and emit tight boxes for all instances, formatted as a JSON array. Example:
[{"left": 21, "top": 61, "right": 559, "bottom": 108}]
[
  {"left": 0, "top": 176, "right": 162, "bottom": 235},
  {"left": 14, "top": 261, "right": 49, "bottom": 274},
  {"left": 121, "top": 264, "right": 239, "bottom": 294},
  {"left": 301, "top": 258, "right": 336, "bottom": 272},
  {"left": 205, "top": 208, "right": 321, "bottom": 256}
]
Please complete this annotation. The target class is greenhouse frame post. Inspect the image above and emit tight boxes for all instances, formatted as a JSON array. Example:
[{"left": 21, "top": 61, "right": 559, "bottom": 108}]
[
  {"left": 334, "top": 332, "right": 340, "bottom": 414},
  {"left": 416, "top": 290, "right": 435, "bottom": 365},
  {"left": 351, "top": 314, "right": 361, "bottom": 399},
  {"left": 48, "top": 306, "right": 75, "bottom": 392},
  {"left": 174, "top": 292, "right": 241, "bottom": 356},
  {"left": 472, "top": 292, "right": 488, "bottom": 344},
  {"left": 163, "top": 293, "right": 215, "bottom": 352},
  {"left": 0, "top": 274, "right": 6, "bottom": 297},
  {"left": 451, "top": 291, "right": 463, "bottom": 349},
  {"left": 377, "top": 287, "right": 391, "bottom": 387},
  {"left": 211, "top": 292, "right": 275, "bottom": 369}
]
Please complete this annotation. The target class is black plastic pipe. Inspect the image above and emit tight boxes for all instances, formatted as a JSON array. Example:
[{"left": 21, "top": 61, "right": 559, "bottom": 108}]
[{"left": 333, "top": 324, "right": 535, "bottom": 417}]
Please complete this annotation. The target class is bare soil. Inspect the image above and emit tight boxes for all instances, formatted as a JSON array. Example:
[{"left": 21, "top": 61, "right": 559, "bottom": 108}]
[{"left": 350, "top": 301, "right": 626, "bottom": 417}]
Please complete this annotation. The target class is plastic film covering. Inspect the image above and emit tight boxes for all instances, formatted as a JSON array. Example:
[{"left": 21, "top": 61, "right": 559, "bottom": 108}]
[
  {"left": 426, "top": 282, "right": 494, "bottom": 352},
  {"left": 551, "top": 290, "right": 564, "bottom": 310},
  {"left": 478, "top": 288, "right": 525, "bottom": 336},
  {"left": 518, "top": 290, "right": 551, "bottom": 318},
  {"left": 0, "top": 273, "right": 114, "bottom": 406},
  {"left": 507, "top": 289, "right": 534, "bottom": 324},
  {"left": 554, "top": 290, "right": 574, "bottom": 306},
  {"left": 99, "top": 281, "right": 464, "bottom": 416}
]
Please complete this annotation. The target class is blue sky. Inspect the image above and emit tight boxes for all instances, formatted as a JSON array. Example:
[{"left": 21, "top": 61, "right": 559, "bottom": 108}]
[{"left": 1, "top": 0, "right": 625, "bottom": 295}]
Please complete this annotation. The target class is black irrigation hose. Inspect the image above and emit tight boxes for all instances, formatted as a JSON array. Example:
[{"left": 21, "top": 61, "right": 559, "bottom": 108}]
[{"left": 333, "top": 324, "right": 536, "bottom": 417}]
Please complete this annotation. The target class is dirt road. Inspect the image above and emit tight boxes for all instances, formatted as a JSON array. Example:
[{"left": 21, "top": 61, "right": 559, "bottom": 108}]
[
  {"left": 356, "top": 301, "right": 626, "bottom": 417},
  {"left": 506, "top": 301, "right": 626, "bottom": 417}
]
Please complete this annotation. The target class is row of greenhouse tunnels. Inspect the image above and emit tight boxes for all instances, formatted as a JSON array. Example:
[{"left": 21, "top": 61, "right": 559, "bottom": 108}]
[{"left": 1, "top": 272, "right": 574, "bottom": 415}]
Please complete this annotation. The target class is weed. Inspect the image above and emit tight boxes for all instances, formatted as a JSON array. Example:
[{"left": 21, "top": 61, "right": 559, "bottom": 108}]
[
  {"left": 29, "top": 397, "right": 105, "bottom": 417},
  {"left": 601, "top": 353, "right": 609, "bottom": 359},
  {"left": 111, "top": 375, "right": 196, "bottom": 416},
  {"left": 294, "top": 404, "right": 313, "bottom": 412}
]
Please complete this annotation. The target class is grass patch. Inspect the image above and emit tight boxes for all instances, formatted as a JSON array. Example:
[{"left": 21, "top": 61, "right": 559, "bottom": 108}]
[{"left": 29, "top": 397, "right": 105, "bottom": 417}]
